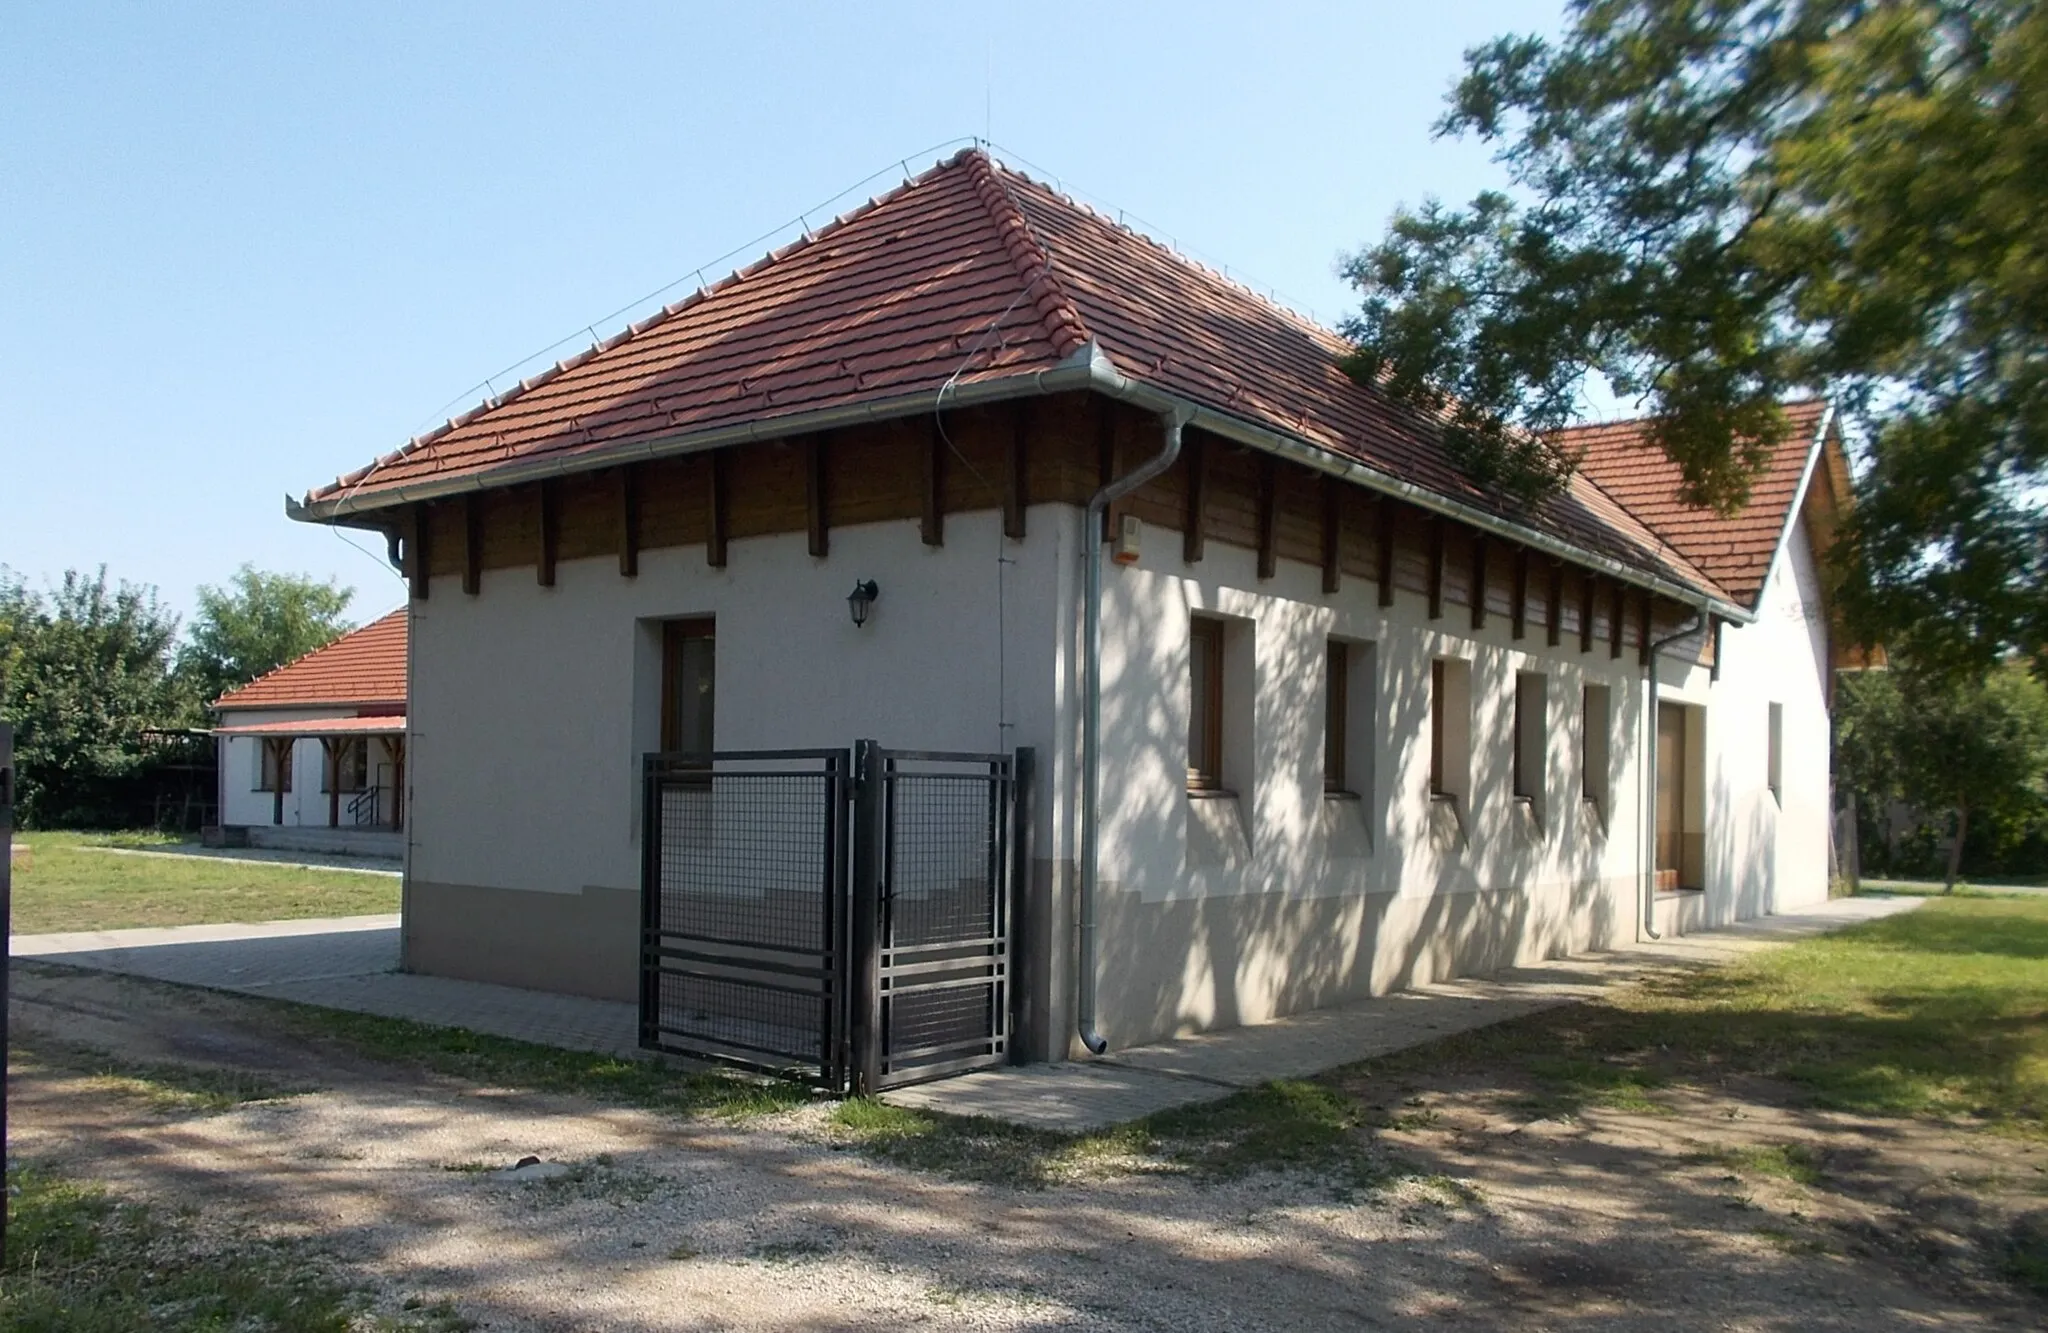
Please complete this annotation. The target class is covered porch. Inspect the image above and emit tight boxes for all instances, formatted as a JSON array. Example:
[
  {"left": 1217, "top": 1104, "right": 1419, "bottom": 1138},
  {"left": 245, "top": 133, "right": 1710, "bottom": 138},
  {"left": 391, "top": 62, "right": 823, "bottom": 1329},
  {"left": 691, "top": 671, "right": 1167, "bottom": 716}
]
[{"left": 211, "top": 715, "right": 407, "bottom": 858}]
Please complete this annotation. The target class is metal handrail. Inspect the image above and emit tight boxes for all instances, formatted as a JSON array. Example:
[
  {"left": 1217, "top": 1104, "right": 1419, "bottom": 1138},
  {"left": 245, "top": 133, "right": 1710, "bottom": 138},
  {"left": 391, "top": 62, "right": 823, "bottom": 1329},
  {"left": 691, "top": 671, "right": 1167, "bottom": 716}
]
[{"left": 346, "top": 784, "right": 383, "bottom": 826}]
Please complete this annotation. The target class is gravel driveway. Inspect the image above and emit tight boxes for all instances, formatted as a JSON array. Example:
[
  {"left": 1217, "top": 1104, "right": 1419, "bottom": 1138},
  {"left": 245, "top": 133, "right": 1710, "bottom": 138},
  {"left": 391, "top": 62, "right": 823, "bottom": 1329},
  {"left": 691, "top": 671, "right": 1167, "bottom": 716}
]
[{"left": 8, "top": 962, "right": 2040, "bottom": 1331}]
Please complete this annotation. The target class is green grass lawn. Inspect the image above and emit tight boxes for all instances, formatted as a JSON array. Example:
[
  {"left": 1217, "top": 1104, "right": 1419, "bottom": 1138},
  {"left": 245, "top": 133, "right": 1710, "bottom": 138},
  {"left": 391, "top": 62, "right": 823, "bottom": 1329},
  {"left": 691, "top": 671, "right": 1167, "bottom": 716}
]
[
  {"left": 824, "top": 894, "right": 2048, "bottom": 1187},
  {"left": 7, "top": 832, "right": 399, "bottom": 934},
  {"left": 2, "top": 1165, "right": 470, "bottom": 1332}
]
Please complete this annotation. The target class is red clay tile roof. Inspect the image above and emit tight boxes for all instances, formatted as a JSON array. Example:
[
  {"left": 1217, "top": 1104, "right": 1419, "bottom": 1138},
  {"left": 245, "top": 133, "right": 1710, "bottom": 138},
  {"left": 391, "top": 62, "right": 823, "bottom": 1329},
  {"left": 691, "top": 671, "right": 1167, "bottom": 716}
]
[
  {"left": 300, "top": 150, "right": 1727, "bottom": 603},
  {"left": 1557, "top": 400, "right": 1831, "bottom": 610},
  {"left": 211, "top": 715, "right": 407, "bottom": 737},
  {"left": 212, "top": 609, "right": 408, "bottom": 711}
]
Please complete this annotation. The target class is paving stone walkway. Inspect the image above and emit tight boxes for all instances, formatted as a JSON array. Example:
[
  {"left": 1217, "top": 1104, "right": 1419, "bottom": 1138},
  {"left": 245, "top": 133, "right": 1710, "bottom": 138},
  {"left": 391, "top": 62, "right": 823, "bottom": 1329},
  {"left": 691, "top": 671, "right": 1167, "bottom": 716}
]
[
  {"left": 11, "top": 895, "right": 1919, "bottom": 1128},
  {"left": 10, "top": 916, "right": 638, "bottom": 1057}
]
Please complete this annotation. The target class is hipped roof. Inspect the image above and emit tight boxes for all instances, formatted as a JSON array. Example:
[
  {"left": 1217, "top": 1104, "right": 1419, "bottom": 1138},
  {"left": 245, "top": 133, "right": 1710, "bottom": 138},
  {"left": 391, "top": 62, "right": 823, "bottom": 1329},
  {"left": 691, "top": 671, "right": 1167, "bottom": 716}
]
[
  {"left": 296, "top": 150, "right": 1759, "bottom": 610},
  {"left": 212, "top": 609, "right": 408, "bottom": 711}
]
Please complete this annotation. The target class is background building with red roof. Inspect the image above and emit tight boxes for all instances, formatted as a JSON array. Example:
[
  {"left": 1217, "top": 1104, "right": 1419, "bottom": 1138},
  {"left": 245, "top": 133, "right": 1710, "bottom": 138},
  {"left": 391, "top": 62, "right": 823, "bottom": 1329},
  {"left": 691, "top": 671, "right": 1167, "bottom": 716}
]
[
  {"left": 286, "top": 150, "right": 1851, "bottom": 1075},
  {"left": 210, "top": 608, "right": 407, "bottom": 858}
]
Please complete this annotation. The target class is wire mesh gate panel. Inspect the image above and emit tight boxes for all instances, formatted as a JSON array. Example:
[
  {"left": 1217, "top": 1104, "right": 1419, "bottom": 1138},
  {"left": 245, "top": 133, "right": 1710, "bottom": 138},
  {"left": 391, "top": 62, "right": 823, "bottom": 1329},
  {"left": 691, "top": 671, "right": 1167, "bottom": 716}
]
[
  {"left": 639, "top": 750, "right": 851, "bottom": 1085},
  {"left": 853, "top": 746, "right": 1015, "bottom": 1091}
]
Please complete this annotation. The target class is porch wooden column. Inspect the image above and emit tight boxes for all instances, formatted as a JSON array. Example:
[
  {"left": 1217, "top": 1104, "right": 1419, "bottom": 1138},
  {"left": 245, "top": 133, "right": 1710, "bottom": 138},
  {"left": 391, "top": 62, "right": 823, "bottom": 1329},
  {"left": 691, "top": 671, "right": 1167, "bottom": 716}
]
[
  {"left": 323, "top": 739, "right": 340, "bottom": 828},
  {"left": 269, "top": 739, "right": 289, "bottom": 825}
]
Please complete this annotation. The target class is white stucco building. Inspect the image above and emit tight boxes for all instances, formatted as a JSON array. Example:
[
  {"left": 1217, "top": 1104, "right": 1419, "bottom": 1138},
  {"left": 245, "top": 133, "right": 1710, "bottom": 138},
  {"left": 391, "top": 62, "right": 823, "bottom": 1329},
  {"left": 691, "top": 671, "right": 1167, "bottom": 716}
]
[
  {"left": 288, "top": 150, "right": 1850, "bottom": 1068},
  {"left": 210, "top": 608, "right": 408, "bottom": 859}
]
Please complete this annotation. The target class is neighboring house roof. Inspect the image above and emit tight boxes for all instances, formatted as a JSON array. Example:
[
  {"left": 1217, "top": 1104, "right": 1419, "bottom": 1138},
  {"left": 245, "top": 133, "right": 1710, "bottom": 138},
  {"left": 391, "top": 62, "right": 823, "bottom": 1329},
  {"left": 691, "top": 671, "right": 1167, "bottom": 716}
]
[
  {"left": 1558, "top": 401, "right": 1834, "bottom": 610},
  {"left": 297, "top": 150, "right": 1729, "bottom": 609},
  {"left": 211, "top": 715, "right": 406, "bottom": 737},
  {"left": 212, "top": 609, "right": 408, "bottom": 711}
]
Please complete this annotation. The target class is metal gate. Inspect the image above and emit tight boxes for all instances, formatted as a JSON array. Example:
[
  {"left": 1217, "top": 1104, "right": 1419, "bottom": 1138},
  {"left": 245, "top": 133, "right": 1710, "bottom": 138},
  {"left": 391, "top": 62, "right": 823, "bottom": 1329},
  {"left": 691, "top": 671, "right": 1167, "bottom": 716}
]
[
  {"left": 639, "top": 750, "right": 852, "bottom": 1085},
  {"left": 640, "top": 742, "right": 1021, "bottom": 1093}
]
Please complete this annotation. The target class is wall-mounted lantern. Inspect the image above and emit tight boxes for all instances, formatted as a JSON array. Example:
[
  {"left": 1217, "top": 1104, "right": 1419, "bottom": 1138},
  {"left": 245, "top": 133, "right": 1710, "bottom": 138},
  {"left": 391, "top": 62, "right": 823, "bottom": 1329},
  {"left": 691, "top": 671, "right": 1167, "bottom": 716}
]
[{"left": 846, "top": 579, "right": 879, "bottom": 628}]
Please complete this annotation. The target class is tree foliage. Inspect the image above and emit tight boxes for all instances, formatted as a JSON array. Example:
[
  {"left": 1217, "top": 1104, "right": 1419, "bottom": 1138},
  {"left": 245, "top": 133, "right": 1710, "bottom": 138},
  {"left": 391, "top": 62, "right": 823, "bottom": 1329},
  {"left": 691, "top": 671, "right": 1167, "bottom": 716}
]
[
  {"left": 179, "top": 565, "right": 354, "bottom": 706},
  {"left": 0, "top": 568, "right": 197, "bottom": 827},
  {"left": 1343, "top": 0, "right": 2047, "bottom": 674},
  {"left": 1835, "top": 661, "right": 2048, "bottom": 885}
]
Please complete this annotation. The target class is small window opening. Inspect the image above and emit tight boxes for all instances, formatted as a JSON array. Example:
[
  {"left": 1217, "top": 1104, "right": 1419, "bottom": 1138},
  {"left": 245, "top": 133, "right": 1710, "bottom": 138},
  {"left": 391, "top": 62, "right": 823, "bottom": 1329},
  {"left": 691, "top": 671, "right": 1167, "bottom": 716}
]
[{"left": 1188, "top": 616, "right": 1225, "bottom": 791}]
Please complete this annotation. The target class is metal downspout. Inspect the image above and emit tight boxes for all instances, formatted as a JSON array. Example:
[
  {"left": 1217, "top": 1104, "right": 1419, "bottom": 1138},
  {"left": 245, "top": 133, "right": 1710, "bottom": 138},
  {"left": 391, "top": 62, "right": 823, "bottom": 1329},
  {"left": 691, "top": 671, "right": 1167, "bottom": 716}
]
[
  {"left": 1077, "top": 408, "right": 1190, "bottom": 1055},
  {"left": 1642, "top": 609, "right": 1706, "bottom": 941}
]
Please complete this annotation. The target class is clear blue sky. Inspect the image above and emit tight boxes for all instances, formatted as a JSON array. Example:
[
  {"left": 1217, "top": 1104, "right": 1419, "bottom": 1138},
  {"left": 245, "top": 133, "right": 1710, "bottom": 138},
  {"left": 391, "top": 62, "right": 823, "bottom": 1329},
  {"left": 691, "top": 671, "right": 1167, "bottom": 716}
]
[{"left": 2, "top": 1, "right": 1561, "bottom": 628}]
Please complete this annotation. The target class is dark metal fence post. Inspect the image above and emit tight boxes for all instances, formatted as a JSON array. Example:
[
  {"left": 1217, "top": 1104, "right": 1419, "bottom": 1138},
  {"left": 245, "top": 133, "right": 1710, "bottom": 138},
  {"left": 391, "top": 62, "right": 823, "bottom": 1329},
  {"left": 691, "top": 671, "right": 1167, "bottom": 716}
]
[
  {"left": 637, "top": 756, "right": 660, "bottom": 1050},
  {"left": 1009, "top": 747, "right": 1035, "bottom": 1062},
  {"left": 2, "top": 721, "right": 14, "bottom": 1255},
  {"left": 849, "top": 739, "right": 883, "bottom": 1096}
]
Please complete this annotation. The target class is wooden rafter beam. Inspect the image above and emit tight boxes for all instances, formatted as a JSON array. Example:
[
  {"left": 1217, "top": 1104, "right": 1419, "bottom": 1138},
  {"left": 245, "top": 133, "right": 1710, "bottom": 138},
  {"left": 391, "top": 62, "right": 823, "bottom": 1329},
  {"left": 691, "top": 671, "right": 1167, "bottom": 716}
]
[
  {"left": 922, "top": 419, "right": 946, "bottom": 548},
  {"left": 1256, "top": 453, "right": 1278, "bottom": 581},
  {"left": 1470, "top": 533, "right": 1488, "bottom": 631},
  {"left": 1183, "top": 432, "right": 1207, "bottom": 564},
  {"left": 617, "top": 465, "right": 639, "bottom": 578},
  {"left": 1321, "top": 476, "right": 1342, "bottom": 595},
  {"left": 1427, "top": 517, "right": 1445, "bottom": 620},
  {"left": 1376, "top": 497, "right": 1396, "bottom": 608},
  {"left": 1546, "top": 559, "right": 1564, "bottom": 648},
  {"left": 1580, "top": 573, "right": 1597, "bottom": 654},
  {"left": 1637, "top": 591, "right": 1654, "bottom": 666},
  {"left": 1609, "top": 579, "right": 1626, "bottom": 659},
  {"left": 409, "top": 503, "right": 431, "bottom": 601},
  {"left": 1095, "top": 398, "right": 1118, "bottom": 539},
  {"left": 536, "top": 480, "right": 558, "bottom": 588},
  {"left": 1004, "top": 404, "right": 1028, "bottom": 540},
  {"left": 462, "top": 493, "right": 482, "bottom": 597},
  {"left": 706, "top": 449, "right": 729, "bottom": 568},
  {"left": 805, "top": 435, "right": 829, "bottom": 558},
  {"left": 1511, "top": 547, "right": 1529, "bottom": 641}
]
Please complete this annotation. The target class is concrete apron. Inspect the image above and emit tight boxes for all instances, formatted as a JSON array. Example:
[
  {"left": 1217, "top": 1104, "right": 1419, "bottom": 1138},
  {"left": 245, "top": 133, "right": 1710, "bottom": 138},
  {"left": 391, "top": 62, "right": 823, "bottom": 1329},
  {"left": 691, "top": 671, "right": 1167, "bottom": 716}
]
[{"left": 881, "top": 895, "right": 1922, "bottom": 1131}]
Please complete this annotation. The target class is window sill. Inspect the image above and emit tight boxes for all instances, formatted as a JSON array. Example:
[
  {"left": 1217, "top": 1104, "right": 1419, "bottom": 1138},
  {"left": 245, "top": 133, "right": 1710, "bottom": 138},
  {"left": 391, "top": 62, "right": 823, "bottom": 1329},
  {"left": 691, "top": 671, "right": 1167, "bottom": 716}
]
[
  {"left": 1186, "top": 787, "right": 1239, "bottom": 800},
  {"left": 1323, "top": 789, "right": 1361, "bottom": 802}
]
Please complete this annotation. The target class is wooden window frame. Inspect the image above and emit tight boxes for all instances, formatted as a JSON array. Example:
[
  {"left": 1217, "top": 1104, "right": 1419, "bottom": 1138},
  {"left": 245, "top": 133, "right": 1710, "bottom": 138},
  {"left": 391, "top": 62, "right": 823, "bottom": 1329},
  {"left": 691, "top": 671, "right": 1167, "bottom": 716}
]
[
  {"left": 1187, "top": 617, "right": 1226, "bottom": 792},
  {"left": 1429, "top": 658, "right": 1447, "bottom": 798},
  {"left": 660, "top": 617, "right": 717, "bottom": 757},
  {"left": 1324, "top": 640, "right": 1350, "bottom": 795},
  {"left": 256, "top": 738, "right": 293, "bottom": 794}
]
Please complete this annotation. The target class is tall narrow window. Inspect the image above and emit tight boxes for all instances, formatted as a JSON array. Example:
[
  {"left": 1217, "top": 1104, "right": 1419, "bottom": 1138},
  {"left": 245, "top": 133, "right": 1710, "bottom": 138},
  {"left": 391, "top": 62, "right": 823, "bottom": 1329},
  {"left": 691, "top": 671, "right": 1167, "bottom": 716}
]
[
  {"left": 1324, "top": 640, "right": 1349, "bottom": 794},
  {"left": 1767, "top": 701, "right": 1784, "bottom": 803},
  {"left": 257, "top": 738, "right": 293, "bottom": 793},
  {"left": 1582, "top": 683, "right": 1612, "bottom": 820},
  {"left": 1188, "top": 617, "right": 1224, "bottom": 790},
  {"left": 1429, "top": 658, "right": 1447, "bottom": 797},
  {"left": 1513, "top": 671, "right": 1546, "bottom": 806},
  {"left": 661, "top": 618, "right": 716, "bottom": 754}
]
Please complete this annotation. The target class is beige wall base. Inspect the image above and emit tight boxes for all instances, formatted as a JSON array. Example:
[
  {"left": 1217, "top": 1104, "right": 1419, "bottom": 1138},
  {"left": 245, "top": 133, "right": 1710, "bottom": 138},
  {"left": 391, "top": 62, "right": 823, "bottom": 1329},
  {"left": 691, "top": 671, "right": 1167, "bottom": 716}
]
[
  {"left": 403, "top": 879, "right": 638, "bottom": 1002},
  {"left": 1088, "top": 876, "right": 1637, "bottom": 1053}
]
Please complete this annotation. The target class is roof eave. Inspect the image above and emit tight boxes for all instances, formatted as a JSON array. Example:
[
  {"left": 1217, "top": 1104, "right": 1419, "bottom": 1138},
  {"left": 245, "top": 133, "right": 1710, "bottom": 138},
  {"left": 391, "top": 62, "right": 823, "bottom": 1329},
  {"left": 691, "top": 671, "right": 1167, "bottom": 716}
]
[{"left": 293, "top": 340, "right": 1748, "bottom": 623}]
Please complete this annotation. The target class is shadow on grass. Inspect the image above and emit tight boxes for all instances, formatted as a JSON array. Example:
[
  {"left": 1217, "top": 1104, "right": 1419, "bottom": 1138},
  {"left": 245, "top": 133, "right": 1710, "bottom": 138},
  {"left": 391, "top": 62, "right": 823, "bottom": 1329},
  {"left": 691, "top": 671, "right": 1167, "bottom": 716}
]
[
  {"left": 2, "top": 1164, "right": 473, "bottom": 1332},
  {"left": 272, "top": 1004, "right": 816, "bottom": 1120}
]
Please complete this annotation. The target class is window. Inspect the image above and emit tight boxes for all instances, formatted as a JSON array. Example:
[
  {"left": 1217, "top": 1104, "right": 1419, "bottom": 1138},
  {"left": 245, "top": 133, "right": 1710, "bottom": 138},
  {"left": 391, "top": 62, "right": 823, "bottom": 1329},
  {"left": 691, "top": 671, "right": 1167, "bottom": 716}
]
[
  {"left": 1429, "top": 657, "right": 1471, "bottom": 804},
  {"left": 1430, "top": 660, "right": 1446, "bottom": 797},
  {"left": 1188, "top": 617, "right": 1225, "bottom": 790},
  {"left": 1513, "top": 671, "right": 1546, "bottom": 807},
  {"left": 661, "top": 618, "right": 716, "bottom": 754},
  {"left": 1582, "top": 683, "right": 1612, "bottom": 818},
  {"left": 321, "top": 737, "right": 368, "bottom": 793},
  {"left": 256, "top": 738, "right": 293, "bottom": 793},
  {"left": 1324, "top": 640, "right": 1349, "bottom": 794},
  {"left": 1767, "top": 701, "right": 1784, "bottom": 803}
]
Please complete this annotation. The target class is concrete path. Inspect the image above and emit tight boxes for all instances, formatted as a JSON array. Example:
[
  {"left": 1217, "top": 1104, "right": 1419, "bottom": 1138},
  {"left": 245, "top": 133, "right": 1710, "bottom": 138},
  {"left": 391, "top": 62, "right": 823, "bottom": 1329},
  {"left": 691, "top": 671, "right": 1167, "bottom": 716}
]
[
  {"left": 78, "top": 844, "right": 403, "bottom": 876},
  {"left": 883, "top": 894, "right": 1923, "bottom": 1130},
  {"left": 12, "top": 895, "right": 1919, "bottom": 1129},
  {"left": 10, "top": 916, "right": 638, "bottom": 1057}
]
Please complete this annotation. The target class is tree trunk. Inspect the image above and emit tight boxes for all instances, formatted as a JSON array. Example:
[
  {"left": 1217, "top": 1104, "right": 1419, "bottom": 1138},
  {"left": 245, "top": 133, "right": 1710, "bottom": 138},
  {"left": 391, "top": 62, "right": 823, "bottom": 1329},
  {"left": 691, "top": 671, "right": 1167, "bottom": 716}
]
[{"left": 1943, "top": 799, "right": 1968, "bottom": 894}]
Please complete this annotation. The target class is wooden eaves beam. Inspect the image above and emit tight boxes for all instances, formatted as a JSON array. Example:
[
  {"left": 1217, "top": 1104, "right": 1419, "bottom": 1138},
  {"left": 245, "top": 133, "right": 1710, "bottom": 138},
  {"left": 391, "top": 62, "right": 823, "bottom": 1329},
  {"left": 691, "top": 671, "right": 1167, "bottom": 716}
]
[
  {"left": 1470, "top": 533, "right": 1488, "bottom": 631},
  {"left": 536, "top": 480, "right": 559, "bottom": 588},
  {"left": 1256, "top": 453, "right": 1278, "bottom": 581},
  {"left": 1183, "top": 432, "right": 1207, "bottom": 564},
  {"left": 462, "top": 493, "right": 482, "bottom": 596},
  {"left": 706, "top": 449, "right": 729, "bottom": 568},
  {"left": 1580, "top": 573, "right": 1597, "bottom": 654},
  {"left": 1376, "top": 497, "right": 1396, "bottom": 608},
  {"left": 617, "top": 464, "right": 639, "bottom": 577},
  {"left": 922, "top": 419, "right": 946, "bottom": 548},
  {"left": 1511, "top": 547, "right": 1529, "bottom": 641},
  {"left": 1609, "top": 579, "right": 1626, "bottom": 659},
  {"left": 806, "top": 435, "right": 829, "bottom": 558},
  {"left": 1427, "top": 517, "right": 1445, "bottom": 620},
  {"left": 1321, "top": 475, "right": 1342, "bottom": 595},
  {"left": 1004, "top": 404, "right": 1028, "bottom": 540},
  {"left": 1547, "top": 559, "right": 1564, "bottom": 648}
]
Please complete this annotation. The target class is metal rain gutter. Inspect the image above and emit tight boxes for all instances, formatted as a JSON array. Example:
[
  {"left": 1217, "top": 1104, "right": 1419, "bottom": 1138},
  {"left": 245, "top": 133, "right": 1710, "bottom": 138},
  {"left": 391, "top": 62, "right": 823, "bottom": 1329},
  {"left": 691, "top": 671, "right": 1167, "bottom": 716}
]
[
  {"left": 1075, "top": 405, "right": 1189, "bottom": 1056},
  {"left": 290, "top": 339, "right": 1749, "bottom": 626},
  {"left": 1639, "top": 608, "right": 1707, "bottom": 941}
]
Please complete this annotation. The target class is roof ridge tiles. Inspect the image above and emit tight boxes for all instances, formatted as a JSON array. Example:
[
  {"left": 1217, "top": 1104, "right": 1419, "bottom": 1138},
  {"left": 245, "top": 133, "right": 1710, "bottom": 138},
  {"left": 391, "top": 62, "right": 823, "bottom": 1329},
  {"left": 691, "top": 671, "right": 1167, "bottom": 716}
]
[{"left": 960, "top": 150, "right": 1091, "bottom": 360}]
